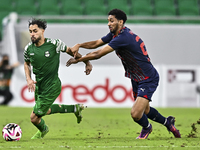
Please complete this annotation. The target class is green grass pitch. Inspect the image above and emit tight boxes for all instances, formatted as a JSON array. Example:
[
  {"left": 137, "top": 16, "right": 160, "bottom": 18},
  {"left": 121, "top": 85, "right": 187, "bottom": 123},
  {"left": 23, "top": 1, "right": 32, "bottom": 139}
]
[{"left": 0, "top": 106, "right": 200, "bottom": 150}]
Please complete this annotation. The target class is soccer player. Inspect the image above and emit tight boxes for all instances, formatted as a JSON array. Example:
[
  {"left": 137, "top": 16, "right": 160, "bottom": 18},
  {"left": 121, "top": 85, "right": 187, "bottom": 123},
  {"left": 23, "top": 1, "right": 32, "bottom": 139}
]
[
  {"left": 24, "top": 18, "right": 92, "bottom": 139},
  {"left": 66, "top": 9, "right": 181, "bottom": 139}
]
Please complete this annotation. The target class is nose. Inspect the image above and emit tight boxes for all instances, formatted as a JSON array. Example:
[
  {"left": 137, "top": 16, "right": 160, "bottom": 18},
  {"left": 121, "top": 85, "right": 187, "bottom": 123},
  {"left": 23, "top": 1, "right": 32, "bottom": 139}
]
[{"left": 30, "top": 32, "right": 35, "bottom": 37}]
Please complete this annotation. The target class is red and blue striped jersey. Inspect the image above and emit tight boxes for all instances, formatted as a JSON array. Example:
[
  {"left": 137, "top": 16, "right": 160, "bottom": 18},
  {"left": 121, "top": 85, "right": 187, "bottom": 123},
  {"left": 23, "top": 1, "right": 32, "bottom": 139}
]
[{"left": 101, "top": 27, "right": 158, "bottom": 82}]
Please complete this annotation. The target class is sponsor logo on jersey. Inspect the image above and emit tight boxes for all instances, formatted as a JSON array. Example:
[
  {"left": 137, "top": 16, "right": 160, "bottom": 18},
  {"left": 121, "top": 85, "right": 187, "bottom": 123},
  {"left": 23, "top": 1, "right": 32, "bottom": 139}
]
[{"left": 45, "top": 51, "right": 50, "bottom": 57}]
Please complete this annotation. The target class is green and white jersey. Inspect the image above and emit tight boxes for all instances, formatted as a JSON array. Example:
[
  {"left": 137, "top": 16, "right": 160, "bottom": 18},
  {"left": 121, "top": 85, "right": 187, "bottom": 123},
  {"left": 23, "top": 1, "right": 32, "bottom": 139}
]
[{"left": 24, "top": 38, "right": 67, "bottom": 92}]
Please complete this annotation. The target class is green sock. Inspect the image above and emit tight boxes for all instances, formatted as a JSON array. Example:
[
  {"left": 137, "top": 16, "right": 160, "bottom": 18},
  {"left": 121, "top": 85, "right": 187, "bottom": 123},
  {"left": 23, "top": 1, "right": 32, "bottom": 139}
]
[
  {"left": 49, "top": 104, "right": 75, "bottom": 114},
  {"left": 34, "top": 118, "right": 47, "bottom": 132}
]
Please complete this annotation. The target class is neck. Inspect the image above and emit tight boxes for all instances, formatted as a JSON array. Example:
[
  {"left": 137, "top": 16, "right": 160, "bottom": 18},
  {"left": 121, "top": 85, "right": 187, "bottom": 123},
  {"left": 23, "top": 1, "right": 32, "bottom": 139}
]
[
  {"left": 114, "top": 26, "right": 124, "bottom": 36},
  {"left": 35, "top": 37, "right": 45, "bottom": 47}
]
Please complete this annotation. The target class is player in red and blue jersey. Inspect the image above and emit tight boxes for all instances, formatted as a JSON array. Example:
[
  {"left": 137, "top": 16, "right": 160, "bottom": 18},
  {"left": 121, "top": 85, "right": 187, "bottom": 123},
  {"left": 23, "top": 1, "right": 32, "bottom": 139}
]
[{"left": 67, "top": 9, "right": 181, "bottom": 139}]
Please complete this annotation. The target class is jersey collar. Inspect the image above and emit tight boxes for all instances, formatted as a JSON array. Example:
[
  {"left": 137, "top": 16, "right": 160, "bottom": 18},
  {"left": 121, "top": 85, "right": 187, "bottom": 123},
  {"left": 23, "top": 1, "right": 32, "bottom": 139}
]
[{"left": 113, "top": 27, "right": 126, "bottom": 38}]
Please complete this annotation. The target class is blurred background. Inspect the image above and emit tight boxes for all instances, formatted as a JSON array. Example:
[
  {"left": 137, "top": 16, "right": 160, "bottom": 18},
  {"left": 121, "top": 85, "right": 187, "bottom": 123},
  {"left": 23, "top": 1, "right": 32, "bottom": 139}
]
[{"left": 0, "top": 0, "right": 200, "bottom": 108}]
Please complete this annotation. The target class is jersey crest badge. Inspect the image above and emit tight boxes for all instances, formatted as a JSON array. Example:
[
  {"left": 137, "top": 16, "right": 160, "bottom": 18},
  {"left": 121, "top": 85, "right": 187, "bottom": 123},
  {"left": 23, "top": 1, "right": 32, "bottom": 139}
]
[{"left": 45, "top": 51, "right": 50, "bottom": 57}]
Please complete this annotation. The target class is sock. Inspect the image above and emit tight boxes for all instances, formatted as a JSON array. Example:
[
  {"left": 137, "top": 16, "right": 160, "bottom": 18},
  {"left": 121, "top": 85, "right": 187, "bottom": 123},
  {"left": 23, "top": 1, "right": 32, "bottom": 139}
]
[
  {"left": 134, "top": 114, "right": 149, "bottom": 128},
  {"left": 49, "top": 104, "right": 75, "bottom": 114},
  {"left": 146, "top": 107, "right": 166, "bottom": 125},
  {"left": 34, "top": 118, "right": 47, "bottom": 132}
]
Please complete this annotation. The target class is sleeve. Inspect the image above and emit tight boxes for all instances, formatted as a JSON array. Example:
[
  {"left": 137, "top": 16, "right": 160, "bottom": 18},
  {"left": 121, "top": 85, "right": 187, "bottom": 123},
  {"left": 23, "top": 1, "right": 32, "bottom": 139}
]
[
  {"left": 24, "top": 43, "right": 30, "bottom": 62},
  {"left": 108, "top": 35, "right": 129, "bottom": 50},
  {"left": 101, "top": 32, "right": 113, "bottom": 43},
  {"left": 56, "top": 39, "right": 67, "bottom": 53}
]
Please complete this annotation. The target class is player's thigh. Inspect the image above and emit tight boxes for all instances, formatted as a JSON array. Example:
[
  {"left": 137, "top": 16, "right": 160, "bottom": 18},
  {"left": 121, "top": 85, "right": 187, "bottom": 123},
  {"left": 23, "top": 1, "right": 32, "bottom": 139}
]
[{"left": 33, "top": 92, "right": 60, "bottom": 117}]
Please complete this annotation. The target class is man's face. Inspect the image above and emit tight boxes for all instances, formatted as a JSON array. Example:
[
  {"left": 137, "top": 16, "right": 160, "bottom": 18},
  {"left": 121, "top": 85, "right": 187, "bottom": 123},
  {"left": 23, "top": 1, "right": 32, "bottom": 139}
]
[
  {"left": 29, "top": 24, "right": 44, "bottom": 44},
  {"left": 107, "top": 15, "right": 120, "bottom": 34}
]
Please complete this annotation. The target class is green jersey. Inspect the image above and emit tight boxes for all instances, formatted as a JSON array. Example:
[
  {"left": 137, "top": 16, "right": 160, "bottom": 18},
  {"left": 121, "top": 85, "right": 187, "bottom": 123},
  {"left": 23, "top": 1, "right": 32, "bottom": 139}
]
[{"left": 24, "top": 38, "right": 67, "bottom": 93}]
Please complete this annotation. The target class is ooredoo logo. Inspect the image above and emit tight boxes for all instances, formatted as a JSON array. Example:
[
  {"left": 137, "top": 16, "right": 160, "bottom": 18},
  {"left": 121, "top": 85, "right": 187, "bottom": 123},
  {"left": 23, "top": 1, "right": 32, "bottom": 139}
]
[{"left": 21, "top": 78, "right": 134, "bottom": 103}]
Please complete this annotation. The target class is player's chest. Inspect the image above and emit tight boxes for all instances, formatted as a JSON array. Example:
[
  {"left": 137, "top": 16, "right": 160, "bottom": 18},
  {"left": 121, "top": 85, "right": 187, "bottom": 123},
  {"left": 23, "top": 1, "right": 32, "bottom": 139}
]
[{"left": 29, "top": 45, "right": 57, "bottom": 61}]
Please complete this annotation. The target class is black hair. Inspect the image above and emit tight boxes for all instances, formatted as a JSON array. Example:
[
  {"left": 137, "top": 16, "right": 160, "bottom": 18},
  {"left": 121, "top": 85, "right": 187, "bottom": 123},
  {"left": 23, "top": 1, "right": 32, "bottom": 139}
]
[
  {"left": 28, "top": 18, "right": 47, "bottom": 30},
  {"left": 108, "top": 9, "right": 127, "bottom": 24}
]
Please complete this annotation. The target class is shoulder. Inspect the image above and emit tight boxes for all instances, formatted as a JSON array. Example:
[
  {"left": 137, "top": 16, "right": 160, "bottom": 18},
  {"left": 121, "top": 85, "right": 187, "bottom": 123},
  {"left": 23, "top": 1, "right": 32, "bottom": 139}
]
[
  {"left": 24, "top": 42, "right": 33, "bottom": 51},
  {"left": 101, "top": 32, "right": 113, "bottom": 43},
  {"left": 46, "top": 38, "right": 57, "bottom": 45},
  {"left": 46, "top": 38, "right": 65, "bottom": 46},
  {"left": 116, "top": 28, "right": 136, "bottom": 43}
]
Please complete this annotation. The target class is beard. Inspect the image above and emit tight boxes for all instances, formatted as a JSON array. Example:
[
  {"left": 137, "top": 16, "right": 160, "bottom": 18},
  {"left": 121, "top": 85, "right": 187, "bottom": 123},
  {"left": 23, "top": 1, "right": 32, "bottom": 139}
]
[
  {"left": 31, "top": 36, "right": 41, "bottom": 44},
  {"left": 110, "top": 24, "right": 119, "bottom": 34}
]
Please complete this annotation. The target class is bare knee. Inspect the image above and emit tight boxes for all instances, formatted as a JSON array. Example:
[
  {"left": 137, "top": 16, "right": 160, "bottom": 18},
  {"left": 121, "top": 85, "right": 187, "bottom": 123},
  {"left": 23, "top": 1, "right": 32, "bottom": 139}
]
[
  {"left": 131, "top": 109, "right": 142, "bottom": 121},
  {"left": 46, "top": 108, "right": 51, "bottom": 115},
  {"left": 30, "top": 112, "right": 40, "bottom": 124},
  {"left": 131, "top": 97, "right": 150, "bottom": 120}
]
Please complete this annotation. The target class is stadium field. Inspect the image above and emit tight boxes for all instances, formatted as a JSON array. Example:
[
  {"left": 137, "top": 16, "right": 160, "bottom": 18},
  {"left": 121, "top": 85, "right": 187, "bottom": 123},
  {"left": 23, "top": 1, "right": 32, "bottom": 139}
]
[{"left": 0, "top": 106, "right": 200, "bottom": 150}]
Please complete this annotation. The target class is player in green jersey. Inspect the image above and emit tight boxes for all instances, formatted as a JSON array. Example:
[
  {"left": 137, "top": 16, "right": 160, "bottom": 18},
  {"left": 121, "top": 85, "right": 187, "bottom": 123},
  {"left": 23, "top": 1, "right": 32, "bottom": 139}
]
[{"left": 24, "top": 18, "right": 92, "bottom": 139}]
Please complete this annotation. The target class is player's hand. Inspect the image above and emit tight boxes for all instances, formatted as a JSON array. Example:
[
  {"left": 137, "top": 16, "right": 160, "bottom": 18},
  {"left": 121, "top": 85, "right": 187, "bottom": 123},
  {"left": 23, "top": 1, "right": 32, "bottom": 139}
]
[
  {"left": 27, "top": 79, "right": 37, "bottom": 92},
  {"left": 66, "top": 57, "right": 78, "bottom": 67},
  {"left": 84, "top": 61, "right": 92, "bottom": 75},
  {"left": 71, "top": 44, "right": 80, "bottom": 58}
]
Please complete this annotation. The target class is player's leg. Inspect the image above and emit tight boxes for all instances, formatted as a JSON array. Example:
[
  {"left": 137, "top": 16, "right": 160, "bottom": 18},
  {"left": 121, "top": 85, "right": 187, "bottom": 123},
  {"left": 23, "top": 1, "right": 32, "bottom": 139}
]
[
  {"left": 31, "top": 86, "right": 49, "bottom": 139},
  {"left": 145, "top": 106, "right": 181, "bottom": 138},
  {"left": 30, "top": 111, "right": 49, "bottom": 139},
  {"left": 46, "top": 103, "right": 85, "bottom": 124},
  {"left": 46, "top": 78, "right": 85, "bottom": 123},
  {"left": 131, "top": 80, "right": 152, "bottom": 139},
  {"left": 131, "top": 97, "right": 152, "bottom": 139},
  {"left": 141, "top": 75, "right": 181, "bottom": 138}
]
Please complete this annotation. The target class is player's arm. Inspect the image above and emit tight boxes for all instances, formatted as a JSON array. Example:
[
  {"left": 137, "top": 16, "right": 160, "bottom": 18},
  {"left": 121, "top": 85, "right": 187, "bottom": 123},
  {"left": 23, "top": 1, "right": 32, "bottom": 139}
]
[
  {"left": 66, "top": 47, "right": 92, "bottom": 75},
  {"left": 71, "top": 39, "right": 105, "bottom": 58},
  {"left": 24, "top": 61, "right": 36, "bottom": 92},
  {"left": 66, "top": 45, "right": 114, "bottom": 66}
]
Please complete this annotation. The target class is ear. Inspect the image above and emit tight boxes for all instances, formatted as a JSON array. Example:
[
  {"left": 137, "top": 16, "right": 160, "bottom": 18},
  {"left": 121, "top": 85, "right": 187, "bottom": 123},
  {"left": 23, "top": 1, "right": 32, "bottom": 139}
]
[{"left": 119, "top": 20, "right": 124, "bottom": 26}]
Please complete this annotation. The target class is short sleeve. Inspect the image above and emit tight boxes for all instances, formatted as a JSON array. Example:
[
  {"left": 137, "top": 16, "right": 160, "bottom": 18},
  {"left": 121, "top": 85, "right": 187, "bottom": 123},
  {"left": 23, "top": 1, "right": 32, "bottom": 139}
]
[
  {"left": 56, "top": 39, "right": 67, "bottom": 53},
  {"left": 24, "top": 43, "right": 31, "bottom": 62},
  {"left": 101, "top": 32, "right": 113, "bottom": 43},
  {"left": 108, "top": 35, "right": 129, "bottom": 50}
]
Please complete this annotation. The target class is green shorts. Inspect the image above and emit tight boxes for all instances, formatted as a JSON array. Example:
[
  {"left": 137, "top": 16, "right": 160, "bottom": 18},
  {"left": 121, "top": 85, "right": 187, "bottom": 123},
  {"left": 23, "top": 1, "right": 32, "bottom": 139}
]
[{"left": 33, "top": 80, "right": 61, "bottom": 117}]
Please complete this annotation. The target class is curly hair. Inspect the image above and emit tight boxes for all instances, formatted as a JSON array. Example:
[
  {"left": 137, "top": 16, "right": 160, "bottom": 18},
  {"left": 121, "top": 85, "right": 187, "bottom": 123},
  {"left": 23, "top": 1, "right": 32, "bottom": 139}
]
[
  {"left": 28, "top": 18, "right": 47, "bottom": 30},
  {"left": 108, "top": 9, "right": 127, "bottom": 24}
]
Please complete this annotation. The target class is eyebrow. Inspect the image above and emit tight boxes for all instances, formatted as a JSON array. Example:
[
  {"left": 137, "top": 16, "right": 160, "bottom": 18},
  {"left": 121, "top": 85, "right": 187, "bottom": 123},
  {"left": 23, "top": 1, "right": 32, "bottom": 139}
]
[{"left": 29, "top": 29, "right": 37, "bottom": 31}]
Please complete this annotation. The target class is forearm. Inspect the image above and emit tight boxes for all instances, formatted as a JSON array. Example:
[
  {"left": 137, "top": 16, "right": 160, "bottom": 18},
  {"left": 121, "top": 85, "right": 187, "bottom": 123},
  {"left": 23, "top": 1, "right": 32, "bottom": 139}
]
[
  {"left": 66, "top": 48, "right": 82, "bottom": 59},
  {"left": 66, "top": 48, "right": 89, "bottom": 64},
  {"left": 77, "top": 51, "right": 101, "bottom": 62},
  {"left": 24, "top": 62, "right": 32, "bottom": 81},
  {"left": 78, "top": 40, "right": 102, "bottom": 49}
]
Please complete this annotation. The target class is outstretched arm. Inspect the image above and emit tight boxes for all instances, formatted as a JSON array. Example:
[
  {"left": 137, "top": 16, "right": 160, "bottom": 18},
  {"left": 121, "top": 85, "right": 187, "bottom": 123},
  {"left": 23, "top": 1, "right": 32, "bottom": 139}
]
[
  {"left": 71, "top": 39, "right": 105, "bottom": 58},
  {"left": 24, "top": 61, "right": 37, "bottom": 92},
  {"left": 66, "top": 47, "right": 92, "bottom": 75},
  {"left": 66, "top": 45, "right": 114, "bottom": 66}
]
